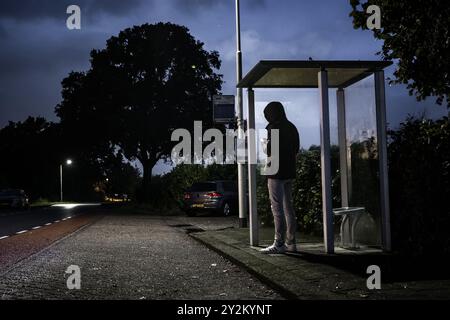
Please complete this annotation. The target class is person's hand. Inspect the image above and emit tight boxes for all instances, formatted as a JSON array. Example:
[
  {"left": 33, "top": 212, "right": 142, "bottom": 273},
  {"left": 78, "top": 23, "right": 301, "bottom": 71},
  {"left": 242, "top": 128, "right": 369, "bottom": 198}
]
[{"left": 261, "top": 138, "right": 268, "bottom": 155}]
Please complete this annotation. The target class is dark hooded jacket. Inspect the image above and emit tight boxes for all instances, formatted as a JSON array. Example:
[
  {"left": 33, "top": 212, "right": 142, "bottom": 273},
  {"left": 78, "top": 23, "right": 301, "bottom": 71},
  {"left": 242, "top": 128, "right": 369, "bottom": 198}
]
[{"left": 264, "top": 102, "right": 300, "bottom": 179}]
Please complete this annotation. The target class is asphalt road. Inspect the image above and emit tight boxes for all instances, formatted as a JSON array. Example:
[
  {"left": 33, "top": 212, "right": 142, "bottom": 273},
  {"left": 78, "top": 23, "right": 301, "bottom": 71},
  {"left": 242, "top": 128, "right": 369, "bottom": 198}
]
[{"left": 0, "top": 204, "right": 101, "bottom": 239}]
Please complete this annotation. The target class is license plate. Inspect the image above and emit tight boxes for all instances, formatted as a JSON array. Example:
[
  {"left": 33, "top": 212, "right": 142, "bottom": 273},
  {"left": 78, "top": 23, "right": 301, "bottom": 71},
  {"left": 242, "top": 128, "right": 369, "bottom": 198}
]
[{"left": 191, "top": 204, "right": 204, "bottom": 208}]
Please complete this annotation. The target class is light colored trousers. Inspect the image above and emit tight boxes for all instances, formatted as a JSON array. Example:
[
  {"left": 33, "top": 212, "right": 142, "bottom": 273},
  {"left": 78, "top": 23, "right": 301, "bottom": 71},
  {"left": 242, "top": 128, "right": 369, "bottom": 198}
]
[{"left": 268, "top": 179, "right": 297, "bottom": 246}]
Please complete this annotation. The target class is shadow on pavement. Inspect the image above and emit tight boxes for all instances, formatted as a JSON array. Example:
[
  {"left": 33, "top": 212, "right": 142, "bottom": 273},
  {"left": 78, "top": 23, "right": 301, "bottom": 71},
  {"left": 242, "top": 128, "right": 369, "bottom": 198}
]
[{"left": 286, "top": 250, "right": 450, "bottom": 282}]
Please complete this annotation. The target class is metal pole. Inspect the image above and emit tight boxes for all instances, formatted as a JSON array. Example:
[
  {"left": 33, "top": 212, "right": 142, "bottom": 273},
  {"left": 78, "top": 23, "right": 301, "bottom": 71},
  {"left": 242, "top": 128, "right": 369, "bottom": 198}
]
[
  {"left": 319, "top": 70, "right": 334, "bottom": 254},
  {"left": 337, "top": 89, "right": 349, "bottom": 208},
  {"left": 375, "top": 70, "right": 392, "bottom": 252},
  {"left": 60, "top": 164, "right": 63, "bottom": 202},
  {"left": 235, "top": 0, "right": 248, "bottom": 228},
  {"left": 247, "top": 88, "right": 258, "bottom": 246}
]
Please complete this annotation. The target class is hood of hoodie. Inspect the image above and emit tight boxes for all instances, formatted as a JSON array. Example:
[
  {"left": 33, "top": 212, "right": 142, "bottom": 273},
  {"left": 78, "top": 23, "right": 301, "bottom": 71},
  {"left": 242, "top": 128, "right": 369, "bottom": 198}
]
[{"left": 264, "top": 101, "right": 287, "bottom": 124}]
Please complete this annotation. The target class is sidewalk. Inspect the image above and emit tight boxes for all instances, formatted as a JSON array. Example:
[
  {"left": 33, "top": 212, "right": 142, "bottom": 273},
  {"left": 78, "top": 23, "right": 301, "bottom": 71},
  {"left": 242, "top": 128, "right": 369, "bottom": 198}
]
[
  {"left": 189, "top": 226, "right": 450, "bottom": 300},
  {"left": 0, "top": 214, "right": 281, "bottom": 300}
]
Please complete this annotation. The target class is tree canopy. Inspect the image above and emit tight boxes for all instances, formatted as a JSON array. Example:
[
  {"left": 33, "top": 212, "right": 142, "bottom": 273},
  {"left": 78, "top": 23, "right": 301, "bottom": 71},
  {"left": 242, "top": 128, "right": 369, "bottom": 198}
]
[
  {"left": 0, "top": 117, "right": 58, "bottom": 198},
  {"left": 56, "top": 23, "right": 223, "bottom": 198},
  {"left": 350, "top": 0, "right": 450, "bottom": 107}
]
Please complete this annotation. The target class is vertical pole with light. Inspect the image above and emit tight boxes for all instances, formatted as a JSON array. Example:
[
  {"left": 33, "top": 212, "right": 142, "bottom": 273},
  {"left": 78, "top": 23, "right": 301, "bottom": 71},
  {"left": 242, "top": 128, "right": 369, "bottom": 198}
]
[
  {"left": 235, "top": 0, "right": 248, "bottom": 228},
  {"left": 60, "top": 159, "right": 73, "bottom": 202}
]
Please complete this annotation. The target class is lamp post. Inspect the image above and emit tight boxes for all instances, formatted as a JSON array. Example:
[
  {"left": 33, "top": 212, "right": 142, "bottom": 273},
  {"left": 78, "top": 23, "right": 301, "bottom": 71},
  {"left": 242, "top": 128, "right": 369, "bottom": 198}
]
[
  {"left": 60, "top": 159, "right": 73, "bottom": 202},
  {"left": 235, "top": 0, "right": 248, "bottom": 228}
]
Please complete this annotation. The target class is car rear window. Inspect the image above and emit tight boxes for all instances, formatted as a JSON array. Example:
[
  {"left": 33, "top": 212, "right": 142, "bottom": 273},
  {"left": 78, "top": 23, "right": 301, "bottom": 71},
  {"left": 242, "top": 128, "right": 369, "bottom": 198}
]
[{"left": 189, "top": 183, "right": 216, "bottom": 192}]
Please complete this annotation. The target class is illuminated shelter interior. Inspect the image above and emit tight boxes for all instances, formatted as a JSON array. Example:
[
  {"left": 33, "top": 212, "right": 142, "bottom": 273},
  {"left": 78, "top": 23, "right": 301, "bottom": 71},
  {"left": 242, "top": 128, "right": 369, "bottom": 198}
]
[{"left": 237, "top": 60, "right": 393, "bottom": 254}]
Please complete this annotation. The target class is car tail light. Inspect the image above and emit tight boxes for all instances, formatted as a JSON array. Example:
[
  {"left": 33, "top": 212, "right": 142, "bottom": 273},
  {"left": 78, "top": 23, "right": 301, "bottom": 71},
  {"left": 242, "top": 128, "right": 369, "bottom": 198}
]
[
  {"left": 184, "top": 193, "right": 191, "bottom": 200},
  {"left": 207, "top": 192, "right": 223, "bottom": 198}
]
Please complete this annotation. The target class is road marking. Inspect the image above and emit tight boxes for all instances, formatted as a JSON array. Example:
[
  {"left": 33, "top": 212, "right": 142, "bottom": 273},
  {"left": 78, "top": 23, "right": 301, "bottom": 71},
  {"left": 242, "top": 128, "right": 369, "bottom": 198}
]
[
  {"left": 62, "top": 218, "right": 69, "bottom": 221},
  {"left": 16, "top": 230, "right": 28, "bottom": 234},
  {"left": 45, "top": 223, "right": 52, "bottom": 226},
  {"left": 67, "top": 216, "right": 72, "bottom": 219},
  {"left": 32, "top": 226, "right": 42, "bottom": 230},
  {"left": 54, "top": 220, "right": 60, "bottom": 223},
  {"left": 0, "top": 236, "right": 9, "bottom": 240}
]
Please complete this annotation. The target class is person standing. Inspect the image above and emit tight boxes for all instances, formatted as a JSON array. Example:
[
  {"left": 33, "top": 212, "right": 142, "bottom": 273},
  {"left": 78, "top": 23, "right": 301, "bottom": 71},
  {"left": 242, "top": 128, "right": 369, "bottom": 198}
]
[{"left": 260, "top": 102, "right": 300, "bottom": 254}]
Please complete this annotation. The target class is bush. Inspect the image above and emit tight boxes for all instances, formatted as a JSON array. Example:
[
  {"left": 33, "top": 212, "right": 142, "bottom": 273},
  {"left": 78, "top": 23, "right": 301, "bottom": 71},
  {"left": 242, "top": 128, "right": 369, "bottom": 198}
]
[
  {"left": 389, "top": 117, "right": 450, "bottom": 256},
  {"left": 258, "top": 146, "right": 340, "bottom": 235}
]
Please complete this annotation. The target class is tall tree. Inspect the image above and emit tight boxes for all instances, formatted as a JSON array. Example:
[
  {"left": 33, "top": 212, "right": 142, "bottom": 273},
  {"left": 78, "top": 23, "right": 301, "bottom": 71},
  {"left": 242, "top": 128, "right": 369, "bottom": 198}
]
[
  {"left": 0, "top": 117, "right": 60, "bottom": 199},
  {"left": 56, "top": 23, "right": 223, "bottom": 199},
  {"left": 350, "top": 0, "right": 450, "bottom": 107}
]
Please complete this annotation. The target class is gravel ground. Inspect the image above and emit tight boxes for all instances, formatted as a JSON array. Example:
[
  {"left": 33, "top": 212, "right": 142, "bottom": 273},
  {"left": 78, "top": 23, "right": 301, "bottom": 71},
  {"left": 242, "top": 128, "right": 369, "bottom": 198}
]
[{"left": 0, "top": 215, "right": 282, "bottom": 300}]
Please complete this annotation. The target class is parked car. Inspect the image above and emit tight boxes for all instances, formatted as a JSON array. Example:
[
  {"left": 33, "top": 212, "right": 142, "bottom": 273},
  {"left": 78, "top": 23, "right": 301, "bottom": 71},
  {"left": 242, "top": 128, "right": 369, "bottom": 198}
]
[
  {"left": 0, "top": 189, "right": 30, "bottom": 209},
  {"left": 105, "top": 193, "right": 130, "bottom": 203},
  {"left": 182, "top": 181, "right": 238, "bottom": 217}
]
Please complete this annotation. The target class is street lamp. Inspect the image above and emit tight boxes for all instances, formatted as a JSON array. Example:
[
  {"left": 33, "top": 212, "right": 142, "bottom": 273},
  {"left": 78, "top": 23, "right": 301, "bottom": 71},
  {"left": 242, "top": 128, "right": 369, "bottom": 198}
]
[
  {"left": 235, "top": 0, "right": 248, "bottom": 228},
  {"left": 60, "top": 159, "right": 73, "bottom": 202}
]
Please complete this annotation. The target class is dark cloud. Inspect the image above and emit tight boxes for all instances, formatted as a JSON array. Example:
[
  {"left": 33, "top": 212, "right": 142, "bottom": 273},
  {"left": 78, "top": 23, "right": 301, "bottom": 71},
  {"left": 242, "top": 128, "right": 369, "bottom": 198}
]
[
  {"left": 0, "top": 0, "right": 445, "bottom": 130},
  {"left": 174, "top": 0, "right": 266, "bottom": 13},
  {"left": 0, "top": 0, "right": 144, "bottom": 21},
  {"left": 0, "top": 31, "right": 97, "bottom": 75},
  {"left": 0, "top": 23, "right": 6, "bottom": 38},
  {"left": 0, "top": 25, "right": 101, "bottom": 126},
  {"left": 240, "top": 0, "right": 267, "bottom": 8}
]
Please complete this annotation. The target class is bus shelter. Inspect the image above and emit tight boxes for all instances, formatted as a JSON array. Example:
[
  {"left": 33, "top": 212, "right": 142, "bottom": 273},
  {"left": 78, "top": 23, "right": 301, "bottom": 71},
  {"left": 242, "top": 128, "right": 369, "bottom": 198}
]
[{"left": 237, "top": 60, "right": 393, "bottom": 254}]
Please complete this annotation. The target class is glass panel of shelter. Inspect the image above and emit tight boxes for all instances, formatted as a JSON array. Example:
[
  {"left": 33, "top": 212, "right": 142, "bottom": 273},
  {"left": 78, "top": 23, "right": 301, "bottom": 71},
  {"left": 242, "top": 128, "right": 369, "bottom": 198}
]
[{"left": 337, "top": 75, "right": 382, "bottom": 249}]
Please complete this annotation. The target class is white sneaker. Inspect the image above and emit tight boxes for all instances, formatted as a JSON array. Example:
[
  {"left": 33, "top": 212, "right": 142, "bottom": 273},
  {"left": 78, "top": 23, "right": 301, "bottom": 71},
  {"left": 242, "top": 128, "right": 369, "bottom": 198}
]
[
  {"left": 285, "top": 243, "right": 297, "bottom": 252},
  {"left": 260, "top": 244, "right": 286, "bottom": 254}
]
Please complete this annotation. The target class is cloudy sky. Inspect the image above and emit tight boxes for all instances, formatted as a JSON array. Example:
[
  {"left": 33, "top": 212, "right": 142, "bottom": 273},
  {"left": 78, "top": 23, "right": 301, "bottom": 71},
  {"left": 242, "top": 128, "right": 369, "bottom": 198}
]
[{"left": 0, "top": 0, "right": 447, "bottom": 173}]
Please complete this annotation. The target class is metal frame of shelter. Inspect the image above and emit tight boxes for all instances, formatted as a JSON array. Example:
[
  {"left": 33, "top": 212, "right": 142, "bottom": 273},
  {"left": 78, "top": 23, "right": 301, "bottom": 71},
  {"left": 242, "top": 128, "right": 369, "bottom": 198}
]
[{"left": 237, "top": 60, "right": 393, "bottom": 254}]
